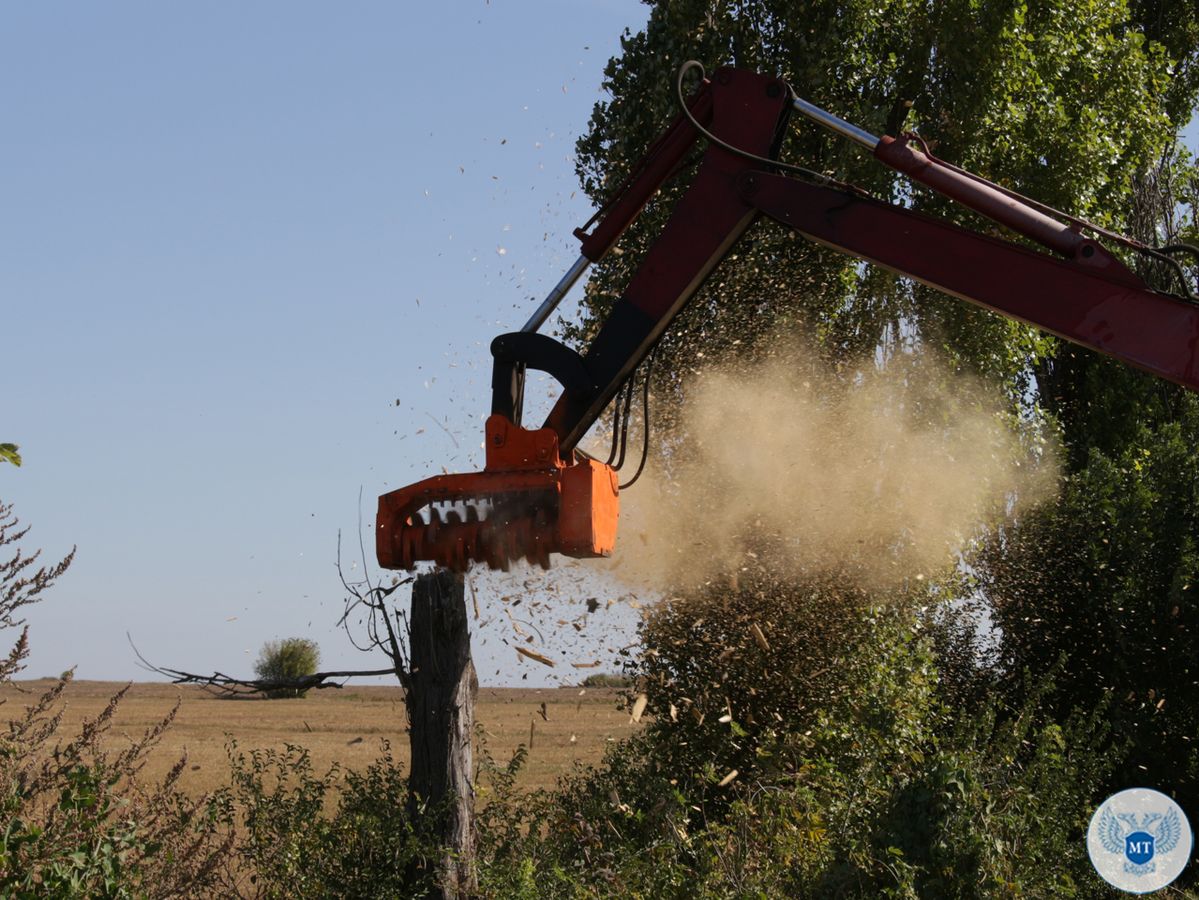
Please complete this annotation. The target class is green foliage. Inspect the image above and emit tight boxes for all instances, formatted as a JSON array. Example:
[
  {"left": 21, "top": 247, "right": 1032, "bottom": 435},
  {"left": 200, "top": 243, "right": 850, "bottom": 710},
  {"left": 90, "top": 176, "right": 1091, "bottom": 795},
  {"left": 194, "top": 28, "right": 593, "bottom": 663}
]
[
  {"left": 253, "top": 637, "right": 321, "bottom": 698},
  {"left": 631, "top": 566, "right": 925, "bottom": 795},
  {"left": 474, "top": 609, "right": 1121, "bottom": 898},
  {"left": 218, "top": 739, "right": 439, "bottom": 899},
  {"left": 973, "top": 143, "right": 1199, "bottom": 823},
  {"left": 570, "top": 0, "right": 1195, "bottom": 398},
  {"left": 0, "top": 446, "right": 19, "bottom": 468},
  {"left": 978, "top": 394, "right": 1199, "bottom": 808},
  {"left": 1128, "top": 0, "right": 1199, "bottom": 122},
  {"left": 0, "top": 760, "right": 227, "bottom": 899}
]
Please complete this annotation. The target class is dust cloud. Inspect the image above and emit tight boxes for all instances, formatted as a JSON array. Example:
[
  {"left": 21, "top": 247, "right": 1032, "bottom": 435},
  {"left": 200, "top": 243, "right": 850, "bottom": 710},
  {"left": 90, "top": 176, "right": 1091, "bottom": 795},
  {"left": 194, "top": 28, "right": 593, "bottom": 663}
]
[{"left": 605, "top": 343, "right": 1057, "bottom": 592}]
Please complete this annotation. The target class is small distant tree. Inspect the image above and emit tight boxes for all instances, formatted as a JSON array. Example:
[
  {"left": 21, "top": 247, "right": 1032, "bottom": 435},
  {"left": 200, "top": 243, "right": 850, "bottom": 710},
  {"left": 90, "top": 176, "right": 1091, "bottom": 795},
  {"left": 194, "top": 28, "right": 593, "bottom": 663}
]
[
  {"left": 254, "top": 637, "right": 321, "bottom": 698},
  {"left": 581, "top": 672, "right": 632, "bottom": 689}
]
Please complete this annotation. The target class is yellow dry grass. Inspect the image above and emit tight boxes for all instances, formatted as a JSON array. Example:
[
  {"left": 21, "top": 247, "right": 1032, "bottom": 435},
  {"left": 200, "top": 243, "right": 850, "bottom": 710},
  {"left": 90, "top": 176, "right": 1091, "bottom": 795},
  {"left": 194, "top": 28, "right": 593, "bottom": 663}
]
[{"left": 1, "top": 679, "right": 637, "bottom": 795}]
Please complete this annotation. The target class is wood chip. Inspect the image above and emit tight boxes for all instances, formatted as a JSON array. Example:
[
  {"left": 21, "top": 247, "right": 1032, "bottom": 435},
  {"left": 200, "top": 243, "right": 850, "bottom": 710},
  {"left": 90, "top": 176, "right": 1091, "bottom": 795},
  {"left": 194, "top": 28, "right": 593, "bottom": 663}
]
[
  {"left": 749, "top": 622, "right": 771, "bottom": 653},
  {"left": 717, "top": 769, "right": 739, "bottom": 787},
  {"left": 571, "top": 660, "right": 601, "bottom": 668},
  {"left": 630, "top": 693, "right": 648, "bottom": 723},
  {"left": 515, "top": 646, "right": 556, "bottom": 667}
]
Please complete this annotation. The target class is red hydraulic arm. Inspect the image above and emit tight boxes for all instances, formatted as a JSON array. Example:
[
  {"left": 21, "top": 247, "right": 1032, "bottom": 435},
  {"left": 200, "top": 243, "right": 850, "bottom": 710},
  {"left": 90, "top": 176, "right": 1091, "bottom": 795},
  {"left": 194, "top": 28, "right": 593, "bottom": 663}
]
[{"left": 377, "top": 65, "right": 1199, "bottom": 573}]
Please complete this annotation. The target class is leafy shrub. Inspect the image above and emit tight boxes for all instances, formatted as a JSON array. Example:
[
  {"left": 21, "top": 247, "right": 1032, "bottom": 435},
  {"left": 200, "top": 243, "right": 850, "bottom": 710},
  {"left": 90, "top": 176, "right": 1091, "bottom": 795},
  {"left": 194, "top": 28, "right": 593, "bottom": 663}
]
[
  {"left": 218, "top": 739, "right": 440, "bottom": 899},
  {"left": 253, "top": 637, "right": 321, "bottom": 698},
  {"left": 631, "top": 563, "right": 923, "bottom": 797},
  {"left": 475, "top": 622, "right": 1121, "bottom": 898},
  {"left": 978, "top": 403, "right": 1199, "bottom": 814},
  {"left": 465, "top": 546, "right": 1130, "bottom": 899}
]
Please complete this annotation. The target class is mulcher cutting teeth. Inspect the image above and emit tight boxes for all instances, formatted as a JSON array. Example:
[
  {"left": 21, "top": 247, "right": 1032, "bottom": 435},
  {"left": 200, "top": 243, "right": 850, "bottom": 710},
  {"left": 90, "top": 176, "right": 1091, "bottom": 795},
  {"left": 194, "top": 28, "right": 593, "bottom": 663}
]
[{"left": 376, "top": 414, "right": 619, "bottom": 572}]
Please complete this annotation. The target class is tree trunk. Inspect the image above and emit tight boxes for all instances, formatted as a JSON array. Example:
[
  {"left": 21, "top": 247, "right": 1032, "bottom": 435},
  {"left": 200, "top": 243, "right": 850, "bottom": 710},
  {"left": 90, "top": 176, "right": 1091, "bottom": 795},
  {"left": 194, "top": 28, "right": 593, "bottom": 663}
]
[{"left": 406, "top": 569, "right": 478, "bottom": 899}]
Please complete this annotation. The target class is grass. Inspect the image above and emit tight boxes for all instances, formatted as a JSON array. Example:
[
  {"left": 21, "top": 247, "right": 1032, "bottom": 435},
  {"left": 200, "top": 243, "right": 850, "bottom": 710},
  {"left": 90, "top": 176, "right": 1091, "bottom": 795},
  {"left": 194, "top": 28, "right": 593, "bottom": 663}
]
[{"left": 1, "top": 679, "right": 637, "bottom": 795}]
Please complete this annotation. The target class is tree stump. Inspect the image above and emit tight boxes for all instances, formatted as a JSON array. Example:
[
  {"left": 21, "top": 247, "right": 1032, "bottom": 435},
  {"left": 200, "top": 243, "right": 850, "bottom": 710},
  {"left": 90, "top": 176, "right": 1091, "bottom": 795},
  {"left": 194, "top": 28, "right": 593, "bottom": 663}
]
[{"left": 406, "top": 569, "right": 478, "bottom": 899}]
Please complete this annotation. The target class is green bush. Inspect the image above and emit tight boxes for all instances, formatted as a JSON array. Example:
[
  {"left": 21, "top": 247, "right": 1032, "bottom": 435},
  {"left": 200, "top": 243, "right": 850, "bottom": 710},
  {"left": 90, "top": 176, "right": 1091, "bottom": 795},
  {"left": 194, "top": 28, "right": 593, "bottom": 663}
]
[
  {"left": 474, "top": 616, "right": 1122, "bottom": 899},
  {"left": 630, "top": 564, "right": 922, "bottom": 800},
  {"left": 253, "top": 637, "right": 321, "bottom": 698},
  {"left": 218, "top": 739, "right": 440, "bottom": 899},
  {"left": 467, "top": 550, "right": 1125, "bottom": 897}
]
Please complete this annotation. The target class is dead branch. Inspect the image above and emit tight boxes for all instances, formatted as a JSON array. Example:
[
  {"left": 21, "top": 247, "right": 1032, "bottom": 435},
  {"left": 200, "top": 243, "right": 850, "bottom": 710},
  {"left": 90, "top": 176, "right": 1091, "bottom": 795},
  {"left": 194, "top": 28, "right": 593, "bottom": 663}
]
[
  {"left": 129, "top": 492, "right": 417, "bottom": 699},
  {"left": 127, "top": 634, "right": 397, "bottom": 698}
]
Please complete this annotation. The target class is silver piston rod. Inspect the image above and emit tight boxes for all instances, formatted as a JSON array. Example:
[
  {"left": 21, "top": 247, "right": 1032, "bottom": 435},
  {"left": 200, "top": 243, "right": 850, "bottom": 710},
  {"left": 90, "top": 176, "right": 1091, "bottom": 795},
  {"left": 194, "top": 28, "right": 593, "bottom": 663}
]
[
  {"left": 526, "top": 100, "right": 874, "bottom": 335},
  {"left": 790, "top": 96, "right": 880, "bottom": 150},
  {"left": 506, "top": 253, "right": 591, "bottom": 427},
  {"left": 521, "top": 254, "right": 591, "bottom": 333}
]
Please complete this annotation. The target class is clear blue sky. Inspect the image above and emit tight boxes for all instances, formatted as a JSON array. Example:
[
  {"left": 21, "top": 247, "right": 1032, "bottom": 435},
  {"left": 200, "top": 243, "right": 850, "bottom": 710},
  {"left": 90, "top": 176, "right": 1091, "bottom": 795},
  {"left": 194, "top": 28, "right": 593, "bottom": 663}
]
[
  {"left": 3, "top": 1, "right": 652, "bottom": 686},
  {"left": 4, "top": 4, "right": 1197, "bottom": 687}
]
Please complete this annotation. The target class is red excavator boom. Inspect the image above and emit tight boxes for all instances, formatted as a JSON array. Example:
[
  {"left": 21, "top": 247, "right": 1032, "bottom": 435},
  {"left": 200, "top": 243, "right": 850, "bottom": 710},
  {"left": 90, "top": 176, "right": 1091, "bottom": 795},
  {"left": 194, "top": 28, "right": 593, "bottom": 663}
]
[{"left": 377, "top": 63, "right": 1199, "bottom": 573}]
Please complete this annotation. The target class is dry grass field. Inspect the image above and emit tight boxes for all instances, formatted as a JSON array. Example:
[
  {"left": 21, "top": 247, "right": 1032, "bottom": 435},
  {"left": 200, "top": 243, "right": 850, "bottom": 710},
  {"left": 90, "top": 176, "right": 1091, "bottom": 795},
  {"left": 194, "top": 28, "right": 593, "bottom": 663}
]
[{"left": 1, "top": 679, "right": 638, "bottom": 796}]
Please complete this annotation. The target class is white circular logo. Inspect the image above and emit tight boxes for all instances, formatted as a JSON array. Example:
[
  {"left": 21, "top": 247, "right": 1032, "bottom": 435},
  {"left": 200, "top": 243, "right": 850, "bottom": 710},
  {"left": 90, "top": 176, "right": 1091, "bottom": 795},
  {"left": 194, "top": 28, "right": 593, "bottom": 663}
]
[{"left": 1087, "top": 788, "right": 1192, "bottom": 893}]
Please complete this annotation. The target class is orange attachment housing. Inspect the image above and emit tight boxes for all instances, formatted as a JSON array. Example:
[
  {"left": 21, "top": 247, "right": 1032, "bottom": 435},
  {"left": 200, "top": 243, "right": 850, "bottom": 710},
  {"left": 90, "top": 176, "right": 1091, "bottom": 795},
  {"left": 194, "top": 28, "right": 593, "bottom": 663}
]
[{"left": 376, "top": 414, "right": 619, "bottom": 572}]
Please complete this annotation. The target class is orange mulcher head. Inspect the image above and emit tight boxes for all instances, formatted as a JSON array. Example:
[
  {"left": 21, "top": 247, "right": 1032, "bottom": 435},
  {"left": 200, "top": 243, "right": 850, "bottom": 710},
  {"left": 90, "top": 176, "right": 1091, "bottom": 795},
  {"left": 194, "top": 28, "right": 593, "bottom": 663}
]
[{"left": 376, "top": 414, "right": 619, "bottom": 572}]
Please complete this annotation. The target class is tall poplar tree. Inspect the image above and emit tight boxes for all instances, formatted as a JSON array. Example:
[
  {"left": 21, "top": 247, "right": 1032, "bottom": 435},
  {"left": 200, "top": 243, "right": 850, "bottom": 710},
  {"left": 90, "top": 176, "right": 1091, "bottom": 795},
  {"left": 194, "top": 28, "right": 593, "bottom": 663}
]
[{"left": 569, "top": 0, "right": 1199, "bottom": 809}]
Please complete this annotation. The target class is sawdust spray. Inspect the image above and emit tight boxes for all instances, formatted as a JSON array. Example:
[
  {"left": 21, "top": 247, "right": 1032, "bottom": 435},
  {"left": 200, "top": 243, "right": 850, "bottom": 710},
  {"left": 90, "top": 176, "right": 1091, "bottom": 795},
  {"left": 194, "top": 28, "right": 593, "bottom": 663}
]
[{"left": 603, "top": 342, "right": 1058, "bottom": 592}]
